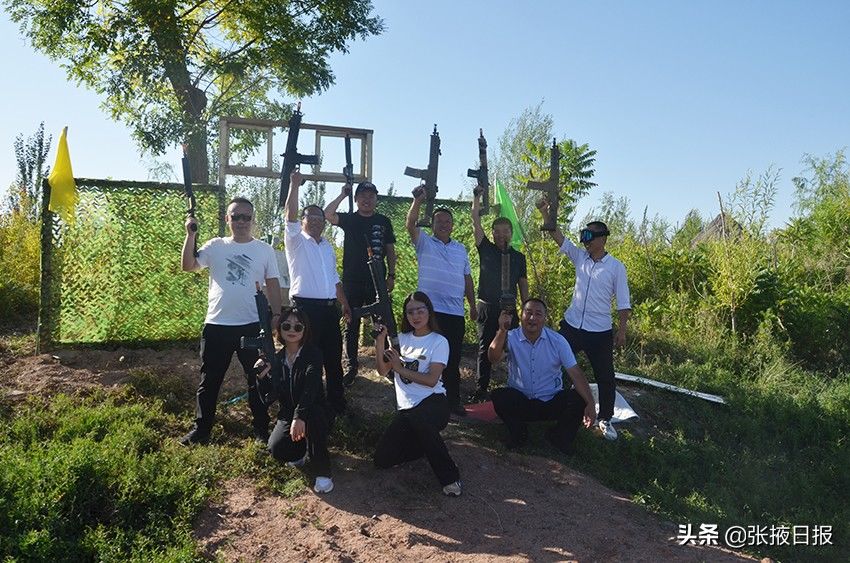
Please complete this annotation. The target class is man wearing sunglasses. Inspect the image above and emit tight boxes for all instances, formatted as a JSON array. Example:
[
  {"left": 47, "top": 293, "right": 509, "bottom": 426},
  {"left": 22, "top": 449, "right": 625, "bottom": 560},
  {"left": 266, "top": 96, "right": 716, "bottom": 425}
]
[
  {"left": 537, "top": 199, "right": 631, "bottom": 441},
  {"left": 324, "top": 179, "right": 397, "bottom": 387},
  {"left": 285, "top": 170, "right": 351, "bottom": 417},
  {"left": 180, "top": 198, "right": 282, "bottom": 446}
]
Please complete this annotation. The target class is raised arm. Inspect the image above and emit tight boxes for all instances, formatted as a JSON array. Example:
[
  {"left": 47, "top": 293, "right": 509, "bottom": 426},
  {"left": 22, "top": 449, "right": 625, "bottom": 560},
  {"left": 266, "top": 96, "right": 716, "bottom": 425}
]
[
  {"left": 181, "top": 217, "right": 201, "bottom": 271},
  {"left": 323, "top": 183, "right": 351, "bottom": 226},
  {"left": 536, "top": 198, "right": 565, "bottom": 246},
  {"left": 471, "top": 189, "right": 485, "bottom": 246},
  {"left": 285, "top": 170, "right": 303, "bottom": 222},
  {"left": 406, "top": 189, "right": 426, "bottom": 244},
  {"left": 487, "top": 311, "right": 512, "bottom": 364}
]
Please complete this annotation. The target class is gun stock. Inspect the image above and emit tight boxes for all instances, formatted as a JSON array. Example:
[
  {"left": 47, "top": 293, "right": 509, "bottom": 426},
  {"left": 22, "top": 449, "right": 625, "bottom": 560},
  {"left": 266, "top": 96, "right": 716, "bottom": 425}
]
[
  {"left": 526, "top": 138, "right": 561, "bottom": 231},
  {"left": 241, "top": 282, "right": 282, "bottom": 403},
  {"left": 467, "top": 129, "right": 490, "bottom": 216},
  {"left": 404, "top": 125, "right": 440, "bottom": 228},
  {"left": 343, "top": 134, "right": 354, "bottom": 213},
  {"left": 279, "top": 103, "right": 320, "bottom": 208},
  {"left": 181, "top": 144, "right": 198, "bottom": 257},
  {"left": 351, "top": 245, "right": 398, "bottom": 355}
]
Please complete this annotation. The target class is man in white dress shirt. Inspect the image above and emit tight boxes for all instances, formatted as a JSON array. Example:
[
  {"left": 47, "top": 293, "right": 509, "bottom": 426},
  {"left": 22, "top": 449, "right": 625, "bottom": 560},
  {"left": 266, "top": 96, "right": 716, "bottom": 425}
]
[{"left": 285, "top": 170, "right": 351, "bottom": 416}]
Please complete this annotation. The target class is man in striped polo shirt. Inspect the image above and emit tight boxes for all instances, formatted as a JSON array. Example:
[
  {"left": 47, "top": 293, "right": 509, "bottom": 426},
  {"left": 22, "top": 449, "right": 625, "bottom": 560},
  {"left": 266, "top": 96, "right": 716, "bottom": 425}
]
[{"left": 406, "top": 191, "right": 477, "bottom": 416}]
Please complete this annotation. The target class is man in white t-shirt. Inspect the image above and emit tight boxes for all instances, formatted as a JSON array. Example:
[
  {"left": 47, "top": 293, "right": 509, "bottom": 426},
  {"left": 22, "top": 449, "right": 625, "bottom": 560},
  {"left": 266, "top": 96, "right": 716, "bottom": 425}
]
[{"left": 180, "top": 197, "right": 282, "bottom": 445}]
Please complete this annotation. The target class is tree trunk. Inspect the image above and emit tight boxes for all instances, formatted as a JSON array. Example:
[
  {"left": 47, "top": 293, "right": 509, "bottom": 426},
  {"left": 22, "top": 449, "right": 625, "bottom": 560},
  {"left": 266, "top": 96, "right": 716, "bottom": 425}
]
[{"left": 187, "top": 122, "right": 210, "bottom": 185}]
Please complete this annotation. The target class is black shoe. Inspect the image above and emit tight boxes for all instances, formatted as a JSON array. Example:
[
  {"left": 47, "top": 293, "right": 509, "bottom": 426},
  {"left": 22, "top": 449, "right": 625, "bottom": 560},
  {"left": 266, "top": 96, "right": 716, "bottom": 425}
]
[
  {"left": 467, "top": 387, "right": 489, "bottom": 403},
  {"left": 179, "top": 428, "right": 210, "bottom": 446},
  {"left": 545, "top": 427, "right": 576, "bottom": 456},
  {"left": 450, "top": 402, "right": 467, "bottom": 417},
  {"left": 343, "top": 371, "right": 357, "bottom": 388}
]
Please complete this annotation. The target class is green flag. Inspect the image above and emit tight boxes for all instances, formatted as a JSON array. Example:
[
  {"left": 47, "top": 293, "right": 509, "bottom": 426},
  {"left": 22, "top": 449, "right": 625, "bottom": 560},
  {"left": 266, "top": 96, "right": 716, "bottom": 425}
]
[{"left": 494, "top": 180, "right": 524, "bottom": 250}]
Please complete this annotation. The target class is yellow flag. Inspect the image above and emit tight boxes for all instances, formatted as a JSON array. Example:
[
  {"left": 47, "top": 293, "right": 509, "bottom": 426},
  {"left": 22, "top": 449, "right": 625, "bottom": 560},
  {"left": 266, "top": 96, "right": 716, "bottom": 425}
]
[{"left": 47, "top": 126, "right": 78, "bottom": 223}]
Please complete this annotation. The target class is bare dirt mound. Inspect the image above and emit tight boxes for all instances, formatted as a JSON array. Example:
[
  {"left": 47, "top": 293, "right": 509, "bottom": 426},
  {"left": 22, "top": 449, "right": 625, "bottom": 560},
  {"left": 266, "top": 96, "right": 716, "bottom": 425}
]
[{"left": 195, "top": 444, "right": 751, "bottom": 562}]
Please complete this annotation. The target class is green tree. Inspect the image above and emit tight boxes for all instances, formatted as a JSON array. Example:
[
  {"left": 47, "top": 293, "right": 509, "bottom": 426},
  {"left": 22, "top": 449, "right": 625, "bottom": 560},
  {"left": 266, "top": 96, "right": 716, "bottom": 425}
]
[
  {"left": 6, "top": 0, "right": 384, "bottom": 183},
  {"left": 9, "top": 121, "right": 51, "bottom": 220}
]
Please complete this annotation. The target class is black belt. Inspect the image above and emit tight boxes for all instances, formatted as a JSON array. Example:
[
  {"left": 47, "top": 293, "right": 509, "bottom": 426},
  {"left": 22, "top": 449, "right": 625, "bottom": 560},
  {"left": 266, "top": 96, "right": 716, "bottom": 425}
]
[{"left": 293, "top": 297, "right": 337, "bottom": 306}]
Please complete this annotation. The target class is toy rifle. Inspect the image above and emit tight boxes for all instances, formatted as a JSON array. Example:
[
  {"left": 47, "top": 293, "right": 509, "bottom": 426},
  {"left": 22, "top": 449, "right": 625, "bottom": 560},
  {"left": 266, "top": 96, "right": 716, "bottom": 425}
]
[
  {"left": 351, "top": 242, "right": 398, "bottom": 375},
  {"left": 343, "top": 134, "right": 354, "bottom": 213},
  {"left": 181, "top": 143, "right": 198, "bottom": 257},
  {"left": 404, "top": 124, "right": 441, "bottom": 228},
  {"left": 241, "top": 282, "right": 282, "bottom": 400},
  {"left": 526, "top": 138, "right": 561, "bottom": 231},
  {"left": 279, "top": 102, "right": 319, "bottom": 208},
  {"left": 467, "top": 129, "right": 490, "bottom": 216}
]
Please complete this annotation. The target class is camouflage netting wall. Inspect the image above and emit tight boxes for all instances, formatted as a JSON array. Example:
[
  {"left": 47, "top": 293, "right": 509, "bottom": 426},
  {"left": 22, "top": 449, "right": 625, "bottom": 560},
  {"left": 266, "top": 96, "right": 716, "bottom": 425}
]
[{"left": 38, "top": 178, "right": 225, "bottom": 349}]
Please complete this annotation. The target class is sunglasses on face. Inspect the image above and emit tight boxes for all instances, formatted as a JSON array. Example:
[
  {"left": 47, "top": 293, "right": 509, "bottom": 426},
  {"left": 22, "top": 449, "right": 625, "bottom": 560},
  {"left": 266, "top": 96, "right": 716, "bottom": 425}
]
[
  {"left": 579, "top": 228, "right": 609, "bottom": 243},
  {"left": 229, "top": 213, "right": 253, "bottom": 222},
  {"left": 281, "top": 322, "right": 304, "bottom": 332}
]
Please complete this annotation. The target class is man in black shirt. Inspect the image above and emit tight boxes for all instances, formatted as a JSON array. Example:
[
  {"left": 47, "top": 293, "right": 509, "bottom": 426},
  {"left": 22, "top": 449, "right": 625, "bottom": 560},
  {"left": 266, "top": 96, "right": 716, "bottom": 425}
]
[
  {"left": 325, "top": 181, "right": 398, "bottom": 386},
  {"left": 470, "top": 188, "right": 529, "bottom": 402}
]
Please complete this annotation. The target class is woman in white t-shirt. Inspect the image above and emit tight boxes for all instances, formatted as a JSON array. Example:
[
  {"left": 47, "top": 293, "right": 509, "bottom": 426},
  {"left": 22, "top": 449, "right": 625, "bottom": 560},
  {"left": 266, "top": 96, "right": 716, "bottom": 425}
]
[{"left": 374, "top": 291, "right": 462, "bottom": 497}]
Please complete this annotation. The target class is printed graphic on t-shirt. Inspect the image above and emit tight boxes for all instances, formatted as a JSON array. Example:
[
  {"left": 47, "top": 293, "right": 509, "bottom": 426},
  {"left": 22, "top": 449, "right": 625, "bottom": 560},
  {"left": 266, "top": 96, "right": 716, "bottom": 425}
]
[
  {"left": 369, "top": 224, "right": 386, "bottom": 258},
  {"left": 225, "top": 253, "right": 254, "bottom": 286}
]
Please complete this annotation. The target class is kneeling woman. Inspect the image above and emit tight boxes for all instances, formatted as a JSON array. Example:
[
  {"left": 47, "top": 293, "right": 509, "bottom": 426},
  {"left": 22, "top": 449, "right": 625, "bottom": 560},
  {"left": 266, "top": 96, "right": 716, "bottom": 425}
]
[
  {"left": 255, "top": 306, "right": 334, "bottom": 493},
  {"left": 374, "top": 291, "right": 462, "bottom": 497}
]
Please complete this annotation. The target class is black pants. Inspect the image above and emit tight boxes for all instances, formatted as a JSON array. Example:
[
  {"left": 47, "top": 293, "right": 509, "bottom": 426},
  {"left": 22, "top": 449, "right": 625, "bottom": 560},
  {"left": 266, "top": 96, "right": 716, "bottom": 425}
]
[
  {"left": 342, "top": 280, "right": 377, "bottom": 376},
  {"left": 373, "top": 394, "right": 460, "bottom": 487},
  {"left": 435, "top": 312, "right": 465, "bottom": 406},
  {"left": 559, "top": 321, "right": 615, "bottom": 420},
  {"left": 476, "top": 301, "right": 518, "bottom": 391},
  {"left": 491, "top": 387, "right": 587, "bottom": 448},
  {"left": 293, "top": 298, "right": 346, "bottom": 414},
  {"left": 268, "top": 405, "right": 332, "bottom": 476},
  {"left": 195, "top": 323, "right": 270, "bottom": 436}
]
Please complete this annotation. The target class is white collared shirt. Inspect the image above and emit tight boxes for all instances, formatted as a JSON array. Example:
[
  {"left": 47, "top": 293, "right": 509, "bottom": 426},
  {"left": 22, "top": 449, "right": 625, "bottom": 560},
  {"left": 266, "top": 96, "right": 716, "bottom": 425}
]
[
  {"left": 284, "top": 221, "right": 340, "bottom": 299},
  {"left": 559, "top": 238, "right": 631, "bottom": 332}
]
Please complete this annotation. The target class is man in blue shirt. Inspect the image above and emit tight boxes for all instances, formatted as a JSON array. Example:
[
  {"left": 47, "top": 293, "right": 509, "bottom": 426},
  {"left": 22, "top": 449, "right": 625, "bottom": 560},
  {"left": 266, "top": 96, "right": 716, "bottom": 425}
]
[{"left": 488, "top": 298, "right": 596, "bottom": 454}]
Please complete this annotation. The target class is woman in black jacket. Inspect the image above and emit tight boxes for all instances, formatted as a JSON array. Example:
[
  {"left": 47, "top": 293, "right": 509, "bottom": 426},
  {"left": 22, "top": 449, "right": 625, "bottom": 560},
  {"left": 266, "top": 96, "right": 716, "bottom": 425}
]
[{"left": 255, "top": 306, "right": 334, "bottom": 493}]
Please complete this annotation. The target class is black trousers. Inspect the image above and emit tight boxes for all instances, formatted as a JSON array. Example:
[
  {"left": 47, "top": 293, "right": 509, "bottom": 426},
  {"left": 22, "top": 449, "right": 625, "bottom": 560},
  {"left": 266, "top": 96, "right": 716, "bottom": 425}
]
[
  {"left": 373, "top": 393, "right": 460, "bottom": 487},
  {"left": 195, "top": 323, "right": 270, "bottom": 435},
  {"left": 491, "top": 386, "right": 587, "bottom": 447},
  {"left": 342, "top": 280, "right": 377, "bottom": 376},
  {"left": 293, "top": 298, "right": 346, "bottom": 414},
  {"left": 267, "top": 405, "right": 332, "bottom": 476},
  {"left": 435, "top": 312, "right": 465, "bottom": 406},
  {"left": 559, "top": 320, "right": 616, "bottom": 420},
  {"left": 476, "top": 301, "right": 518, "bottom": 391}
]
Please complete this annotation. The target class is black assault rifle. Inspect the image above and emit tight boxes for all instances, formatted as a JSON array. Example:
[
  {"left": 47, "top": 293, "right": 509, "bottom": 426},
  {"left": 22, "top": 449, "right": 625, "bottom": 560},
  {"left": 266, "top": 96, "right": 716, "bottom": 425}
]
[
  {"left": 240, "top": 282, "right": 282, "bottom": 395},
  {"left": 404, "top": 125, "right": 441, "bottom": 228},
  {"left": 343, "top": 134, "right": 354, "bottom": 213},
  {"left": 526, "top": 138, "right": 561, "bottom": 231},
  {"left": 279, "top": 103, "right": 319, "bottom": 208},
  {"left": 351, "top": 244, "right": 398, "bottom": 371},
  {"left": 181, "top": 143, "right": 198, "bottom": 257},
  {"left": 467, "top": 129, "right": 490, "bottom": 216}
]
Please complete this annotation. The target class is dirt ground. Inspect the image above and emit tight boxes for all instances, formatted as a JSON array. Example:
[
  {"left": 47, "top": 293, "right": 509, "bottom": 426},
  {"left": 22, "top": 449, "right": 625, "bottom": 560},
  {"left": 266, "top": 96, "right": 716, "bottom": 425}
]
[{"left": 1, "top": 343, "right": 757, "bottom": 562}]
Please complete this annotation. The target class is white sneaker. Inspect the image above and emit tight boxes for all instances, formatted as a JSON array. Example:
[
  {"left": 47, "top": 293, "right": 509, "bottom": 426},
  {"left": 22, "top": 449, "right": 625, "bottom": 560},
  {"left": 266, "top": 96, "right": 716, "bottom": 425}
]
[
  {"left": 442, "top": 481, "right": 462, "bottom": 497},
  {"left": 314, "top": 476, "right": 334, "bottom": 493},
  {"left": 286, "top": 453, "right": 308, "bottom": 468},
  {"left": 599, "top": 419, "right": 618, "bottom": 441}
]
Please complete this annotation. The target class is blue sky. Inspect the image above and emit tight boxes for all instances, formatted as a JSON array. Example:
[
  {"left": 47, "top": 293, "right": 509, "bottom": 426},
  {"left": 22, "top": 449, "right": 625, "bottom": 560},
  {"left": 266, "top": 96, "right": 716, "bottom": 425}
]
[{"left": 2, "top": 1, "right": 848, "bottom": 229}]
